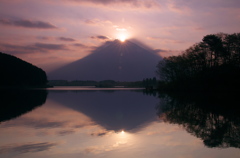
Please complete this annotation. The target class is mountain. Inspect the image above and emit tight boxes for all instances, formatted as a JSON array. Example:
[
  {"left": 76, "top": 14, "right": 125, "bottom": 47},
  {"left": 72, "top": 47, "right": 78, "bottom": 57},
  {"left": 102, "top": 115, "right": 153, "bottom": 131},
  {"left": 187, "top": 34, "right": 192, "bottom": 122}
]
[
  {"left": 48, "top": 40, "right": 162, "bottom": 81},
  {"left": 0, "top": 52, "right": 47, "bottom": 87}
]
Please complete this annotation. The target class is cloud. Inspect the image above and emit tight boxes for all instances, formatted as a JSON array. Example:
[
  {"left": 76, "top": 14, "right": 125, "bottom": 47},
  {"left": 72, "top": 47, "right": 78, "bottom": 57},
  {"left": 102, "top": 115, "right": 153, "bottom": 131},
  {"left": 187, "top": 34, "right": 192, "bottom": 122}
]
[
  {"left": 0, "top": 44, "right": 36, "bottom": 51},
  {"left": 194, "top": 27, "right": 205, "bottom": 31},
  {"left": 90, "top": 130, "right": 112, "bottom": 137},
  {"left": 84, "top": 146, "right": 100, "bottom": 154},
  {"left": 57, "top": 130, "right": 75, "bottom": 136},
  {"left": 58, "top": 37, "right": 76, "bottom": 42},
  {"left": 72, "top": 43, "right": 96, "bottom": 50},
  {"left": 73, "top": 43, "right": 86, "bottom": 47},
  {"left": 146, "top": 37, "right": 160, "bottom": 41},
  {"left": 83, "top": 140, "right": 127, "bottom": 154},
  {"left": 0, "top": 142, "right": 58, "bottom": 154},
  {"left": 34, "top": 43, "right": 67, "bottom": 50},
  {"left": 154, "top": 49, "right": 167, "bottom": 53},
  {"left": 37, "top": 36, "right": 77, "bottom": 42},
  {"left": 0, "top": 43, "right": 40, "bottom": 54},
  {"left": 147, "top": 36, "right": 185, "bottom": 44},
  {"left": 0, "top": 18, "right": 58, "bottom": 29},
  {"left": 0, "top": 43, "right": 68, "bottom": 55},
  {"left": 116, "top": 28, "right": 127, "bottom": 31},
  {"left": 84, "top": 19, "right": 113, "bottom": 26},
  {"left": 37, "top": 36, "right": 51, "bottom": 40},
  {"left": 0, "top": 42, "right": 96, "bottom": 56},
  {"left": 113, "top": 23, "right": 131, "bottom": 29},
  {"left": 154, "top": 49, "right": 182, "bottom": 57},
  {"left": 91, "top": 35, "right": 111, "bottom": 41},
  {"left": 1, "top": 117, "right": 67, "bottom": 129},
  {"left": 166, "top": 1, "right": 192, "bottom": 14},
  {"left": 69, "top": 0, "right": 161, "bottom": 9},
  {"left": 84, "top": 19, "right": 97, "bottom": 25}
]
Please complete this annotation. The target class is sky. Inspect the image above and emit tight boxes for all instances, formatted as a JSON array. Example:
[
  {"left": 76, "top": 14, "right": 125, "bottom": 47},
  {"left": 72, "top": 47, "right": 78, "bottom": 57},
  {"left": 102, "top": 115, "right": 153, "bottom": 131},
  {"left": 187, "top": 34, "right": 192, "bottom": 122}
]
[{"left": 0, "top": 0, "right": 240, "bottom": 72}]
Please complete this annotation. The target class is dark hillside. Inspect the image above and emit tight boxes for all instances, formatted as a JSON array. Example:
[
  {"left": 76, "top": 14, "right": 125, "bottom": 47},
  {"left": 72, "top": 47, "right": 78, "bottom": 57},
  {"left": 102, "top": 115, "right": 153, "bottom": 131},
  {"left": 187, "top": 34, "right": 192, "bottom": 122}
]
[{"left": 0, "top": 52, "right": 47, "bottom": 87}]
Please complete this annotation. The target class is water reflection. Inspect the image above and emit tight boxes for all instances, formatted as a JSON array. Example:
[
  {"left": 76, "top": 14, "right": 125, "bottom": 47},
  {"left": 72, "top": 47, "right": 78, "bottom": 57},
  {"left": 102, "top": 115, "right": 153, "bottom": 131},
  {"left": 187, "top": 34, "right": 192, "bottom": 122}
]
[
  {"left": 157, "top": 92, "right": 240, "bottom": 148},
  {"left": 49, "top": 90, "right": 159, "bottom": 132},
  {"left": 0, "top": 89, "right": 48, "bottom": 122},
  {"left": 1, "top": 89, "right": 240, "bottom": 158}
]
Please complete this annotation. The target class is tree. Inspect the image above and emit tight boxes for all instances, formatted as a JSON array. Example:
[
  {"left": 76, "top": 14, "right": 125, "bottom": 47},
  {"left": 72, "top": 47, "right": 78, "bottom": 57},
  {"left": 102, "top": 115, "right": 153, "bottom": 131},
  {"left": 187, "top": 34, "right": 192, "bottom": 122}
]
[
  {"left": 202, "top": 34, "right": 223, "bottom": 67},
  {"left": 156, "top": 32, "right": 240, "bottom": 92}
]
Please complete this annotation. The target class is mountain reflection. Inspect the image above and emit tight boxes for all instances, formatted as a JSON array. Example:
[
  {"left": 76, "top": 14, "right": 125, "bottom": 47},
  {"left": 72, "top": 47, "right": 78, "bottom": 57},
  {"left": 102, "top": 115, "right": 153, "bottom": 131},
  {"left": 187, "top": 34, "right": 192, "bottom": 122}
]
[
  {"left": 0, "top": 89, "right": 48, "bottom": 122},
  {"left": 156, "top": 92, "right": 240, "bottom": 148},
  {"left": 48, "top": 90, "right": 158, "bottom": 132}
]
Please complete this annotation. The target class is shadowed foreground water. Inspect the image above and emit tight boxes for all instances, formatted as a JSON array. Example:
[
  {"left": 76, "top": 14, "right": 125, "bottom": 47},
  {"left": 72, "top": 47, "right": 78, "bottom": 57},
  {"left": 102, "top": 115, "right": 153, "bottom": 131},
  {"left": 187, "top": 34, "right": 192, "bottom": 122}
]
[{"left": 0, "top": 87, "right": 239, "bottom": 158}]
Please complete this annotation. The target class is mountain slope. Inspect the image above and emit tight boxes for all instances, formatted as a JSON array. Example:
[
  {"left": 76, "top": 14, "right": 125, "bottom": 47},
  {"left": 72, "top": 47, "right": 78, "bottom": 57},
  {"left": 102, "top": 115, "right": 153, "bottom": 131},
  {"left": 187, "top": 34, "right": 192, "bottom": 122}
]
[{"left": 48, "top": 40, "right": 162, "bottom": 81}]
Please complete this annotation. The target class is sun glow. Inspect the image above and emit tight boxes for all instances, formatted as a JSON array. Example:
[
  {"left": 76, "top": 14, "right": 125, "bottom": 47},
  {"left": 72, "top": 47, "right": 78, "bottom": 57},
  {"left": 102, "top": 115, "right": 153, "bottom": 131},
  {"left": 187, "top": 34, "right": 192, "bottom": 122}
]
[
  {"left": 119, "top": 34, "right": 127, "bottom": 42},
  {"left": 116, "top": 32, "right": 129, "bottom": 42}
]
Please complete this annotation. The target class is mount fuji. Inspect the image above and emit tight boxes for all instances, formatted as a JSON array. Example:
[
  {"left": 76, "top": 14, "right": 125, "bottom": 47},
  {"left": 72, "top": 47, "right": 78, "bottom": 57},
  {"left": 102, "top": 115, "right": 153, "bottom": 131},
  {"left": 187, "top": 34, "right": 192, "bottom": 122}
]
[{"left": 48, "top": 39, "right": 162, "bottom": 81}]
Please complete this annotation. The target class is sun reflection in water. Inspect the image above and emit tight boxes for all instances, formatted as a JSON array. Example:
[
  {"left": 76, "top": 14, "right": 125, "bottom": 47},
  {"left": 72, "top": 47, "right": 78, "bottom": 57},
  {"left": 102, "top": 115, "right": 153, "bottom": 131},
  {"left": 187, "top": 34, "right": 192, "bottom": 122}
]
[{"left": 116, "top": 130, "right": 129, "bottom": 138}]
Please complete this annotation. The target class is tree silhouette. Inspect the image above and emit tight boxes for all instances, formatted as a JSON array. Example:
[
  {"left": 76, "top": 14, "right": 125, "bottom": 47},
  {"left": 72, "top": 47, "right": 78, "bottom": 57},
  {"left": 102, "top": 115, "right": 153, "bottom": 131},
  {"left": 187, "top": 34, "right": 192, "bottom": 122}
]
[
  {"left": 156, "top": 92, "right": 240, "bottom": 148},
  {"left": 0, "top": 52, "right": 47, "bottom": 87},
  {"left": 156, "top": 33, "right": 240, "bottom": 92},
  {"left": 202, "top": 34, "right": 224, "bottom": 66}
]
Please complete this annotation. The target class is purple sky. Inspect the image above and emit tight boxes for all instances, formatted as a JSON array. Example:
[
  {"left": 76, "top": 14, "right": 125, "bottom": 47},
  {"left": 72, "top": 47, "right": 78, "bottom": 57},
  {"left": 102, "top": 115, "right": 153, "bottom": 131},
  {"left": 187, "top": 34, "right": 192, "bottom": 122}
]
[{"left": 0, "top": 0, "right": 240, "bottom": 72}]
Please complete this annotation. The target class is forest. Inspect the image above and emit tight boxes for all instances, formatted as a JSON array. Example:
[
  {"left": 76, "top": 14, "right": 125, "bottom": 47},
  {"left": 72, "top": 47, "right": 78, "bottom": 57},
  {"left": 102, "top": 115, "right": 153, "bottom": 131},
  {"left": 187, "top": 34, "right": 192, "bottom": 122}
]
[
  {"left": 156, "top": 33, "right": 240, "bottom": 92},
  {"left": 0, "top": 52, "right": 48, "bottom": 88}
]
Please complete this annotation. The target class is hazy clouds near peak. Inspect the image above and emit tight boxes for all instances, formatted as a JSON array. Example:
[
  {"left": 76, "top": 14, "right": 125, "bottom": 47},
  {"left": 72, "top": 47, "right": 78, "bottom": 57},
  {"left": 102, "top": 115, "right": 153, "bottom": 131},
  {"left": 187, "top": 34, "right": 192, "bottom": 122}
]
[{"left": 91, "top": 35, "right": 111, "bottom": 41}]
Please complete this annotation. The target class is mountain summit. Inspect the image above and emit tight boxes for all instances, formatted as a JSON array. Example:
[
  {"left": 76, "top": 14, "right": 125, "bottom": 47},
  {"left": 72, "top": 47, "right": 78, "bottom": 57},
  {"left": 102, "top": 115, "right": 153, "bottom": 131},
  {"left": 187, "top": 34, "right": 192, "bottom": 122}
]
[{"left": 48, "top": 40, "right": 162, "bottom": 81}]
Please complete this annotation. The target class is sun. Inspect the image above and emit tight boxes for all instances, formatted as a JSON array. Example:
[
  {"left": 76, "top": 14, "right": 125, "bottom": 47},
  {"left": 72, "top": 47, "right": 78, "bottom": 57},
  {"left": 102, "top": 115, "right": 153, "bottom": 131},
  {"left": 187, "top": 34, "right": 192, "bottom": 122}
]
[
  {"left": 119, "top": 34, "right": 126, "bottom": 42},
  {"left": 117, "top": 33, "right": 128, "bottom": 42}
]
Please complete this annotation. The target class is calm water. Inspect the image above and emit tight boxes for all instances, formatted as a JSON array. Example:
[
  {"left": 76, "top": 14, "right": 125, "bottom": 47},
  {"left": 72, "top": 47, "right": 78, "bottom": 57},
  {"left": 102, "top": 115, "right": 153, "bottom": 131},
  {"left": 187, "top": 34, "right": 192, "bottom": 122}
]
[{"left": 0, "top": 87, "right": 239, "bottom": 158}]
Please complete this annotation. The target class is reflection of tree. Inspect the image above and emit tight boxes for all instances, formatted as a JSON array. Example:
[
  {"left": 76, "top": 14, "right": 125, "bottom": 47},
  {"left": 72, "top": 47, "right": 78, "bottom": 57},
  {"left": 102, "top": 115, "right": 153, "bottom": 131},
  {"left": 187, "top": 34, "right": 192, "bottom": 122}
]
[
  {"left": 142, "top": 90, "right": 157, "bottom": 97},
  {"left": 156, "top": 93, "right": 240, "bottom": 148},
  {"left": 0, "top": 89, "right": 48, "bottom": 122}
]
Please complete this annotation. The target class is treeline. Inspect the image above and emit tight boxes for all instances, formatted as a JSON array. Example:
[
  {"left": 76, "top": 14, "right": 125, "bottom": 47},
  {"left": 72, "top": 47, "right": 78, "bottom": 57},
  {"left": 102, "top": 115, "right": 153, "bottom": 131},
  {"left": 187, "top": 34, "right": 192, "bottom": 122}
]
[
  {"left": 48, "top": 80, "right": 145, "bottom": 88},
  {"left": 0, "top": 52, "right": 48, "bottom": 87},
  {"left": 156, "top": 33, "right": 240, "bottom": 92},
  {"left": 142, "top": 77, "right": 157, "bottom": 90}
]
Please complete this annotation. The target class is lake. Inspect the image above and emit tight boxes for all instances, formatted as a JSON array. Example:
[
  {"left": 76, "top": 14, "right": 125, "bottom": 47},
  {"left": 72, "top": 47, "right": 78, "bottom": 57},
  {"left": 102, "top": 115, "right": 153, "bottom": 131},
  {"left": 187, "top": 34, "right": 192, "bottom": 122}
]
[{"left": 0, "top": 87, "right": 239, "bottom": 158}]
